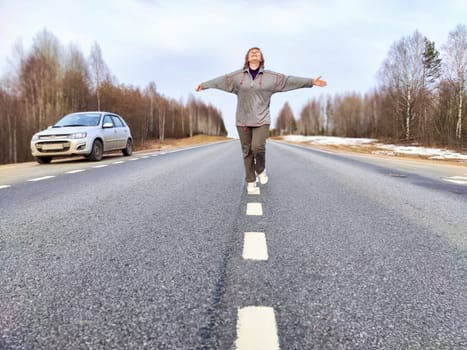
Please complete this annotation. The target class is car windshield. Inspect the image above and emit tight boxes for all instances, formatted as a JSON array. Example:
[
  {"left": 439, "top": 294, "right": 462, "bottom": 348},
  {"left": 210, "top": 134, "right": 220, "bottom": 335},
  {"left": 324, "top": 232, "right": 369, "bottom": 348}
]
[{"left": 53, "top": 113, "right": 101, "bottom": 127}]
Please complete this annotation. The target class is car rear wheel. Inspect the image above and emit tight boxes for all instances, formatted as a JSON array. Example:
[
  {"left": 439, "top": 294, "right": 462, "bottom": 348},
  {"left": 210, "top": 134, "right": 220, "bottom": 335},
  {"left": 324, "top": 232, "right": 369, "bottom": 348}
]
[
  {"left": 87, "top": 139, "right": 103, "bottom": 161},
  {"left": 122, "top": 139, "right": 133, "bottom": 156},
  {"left": 36, "top": 156, "right": 52, "bottom": 164}
]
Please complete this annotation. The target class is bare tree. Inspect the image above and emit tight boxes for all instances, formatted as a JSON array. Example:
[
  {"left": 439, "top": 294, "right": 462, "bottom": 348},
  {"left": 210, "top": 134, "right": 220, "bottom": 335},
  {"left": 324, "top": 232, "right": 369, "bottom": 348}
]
[
  {"left": 299, "top": 99, "right": 321, "bottom": 136},
  {"left": 18, "top": 29, "right": 64, "bottom": 131},
  {"left": 89, "top": 42, "right": 109, "bottom": 111},
  {"left": 379, "top": 30, "right": 426, "bottom": 141},
  {"left": 187, "top": 94, "right": 197, "bottom": 138},
  {"left": 275, "top": 102, "right": 296, "bottom": 135},
  {"left": 158, "top": 97, "right": 168, "bottom": 142},
  {"left": 331, "top": 93, "right": 365, "bottom": 137},
  {"left": 443, "top": 24, "right": 467, "bottom": 146},
  {"left": 143, "top": 81, "right": 158, "bottom": 144},
  {"left": 0, "top": 87, "right": 17, "bottom": 163},
  {"left": 63, "top": 44, "right": 90, "bottom": 113},
  {"left": 363, "top": 90, "right": 382, "bottom": 138}
]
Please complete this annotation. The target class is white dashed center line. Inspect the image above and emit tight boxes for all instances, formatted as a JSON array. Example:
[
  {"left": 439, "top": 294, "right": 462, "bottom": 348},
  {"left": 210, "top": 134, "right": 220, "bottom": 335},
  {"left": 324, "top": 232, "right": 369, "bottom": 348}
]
[
  {"left": 0, "top": 185, "right": 11, "bottom": 189},
  {"left": 246, "top": 202, "right": 263, "bottom": 216},
  {"left": 66, "top": 169, "right": 85, "bottom": 174},
  {"left": 248, "top": 187, "right": 260, "bottom": 195},
  {"left": 129, "top": 158, "right": 139, "bottom": 161},
  {"left": 243, "top": 232, "right": 268, "bottom": 260},
  {"left": 141, "top": 156, "right": 150, "bottom": 159},
  {"left": 27, "top": 176, "right": 55, "bottom": 182},
  {"left": 93, "top": 164, "right": 108, "bottom": 168},
  {"left": 235, "top": 306, "right": 280, "bottom": 350},
  {"left": 112, "top": 161, "right": 125, "bottom": 164}
]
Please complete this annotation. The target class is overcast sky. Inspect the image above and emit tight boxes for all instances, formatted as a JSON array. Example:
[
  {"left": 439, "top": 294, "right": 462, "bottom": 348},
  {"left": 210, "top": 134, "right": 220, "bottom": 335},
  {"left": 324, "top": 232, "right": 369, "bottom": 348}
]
[{"left": 1, "top": 0, "right": 466, "bottom": 136}]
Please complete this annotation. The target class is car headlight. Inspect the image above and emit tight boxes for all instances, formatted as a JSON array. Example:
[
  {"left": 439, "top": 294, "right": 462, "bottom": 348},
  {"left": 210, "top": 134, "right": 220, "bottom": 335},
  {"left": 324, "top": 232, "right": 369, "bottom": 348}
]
[
  {"left": 31, "top": 134, "right": 39, "bottom": 141},
  {"left": 69, "top": 132, "right": 87, "bottom": 139}
]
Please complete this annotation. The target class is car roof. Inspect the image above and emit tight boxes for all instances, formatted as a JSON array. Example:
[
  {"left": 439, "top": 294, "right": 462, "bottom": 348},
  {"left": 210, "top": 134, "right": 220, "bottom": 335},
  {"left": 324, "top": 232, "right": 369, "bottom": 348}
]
[{"left": 71, "top": 111, "right": 117, "bottom": 114}]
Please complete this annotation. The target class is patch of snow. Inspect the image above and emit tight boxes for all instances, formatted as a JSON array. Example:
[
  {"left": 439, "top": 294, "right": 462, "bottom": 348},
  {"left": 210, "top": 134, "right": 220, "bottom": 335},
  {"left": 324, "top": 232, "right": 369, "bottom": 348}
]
[
  {"left": 280, "top": 135, "right": 467, "bottom": 161},
  {"left": 283, "top": 135, "right": 377, "bottom": 145},
  {"left": 376, "top": 144, "right": 467, "bottom": 160}
]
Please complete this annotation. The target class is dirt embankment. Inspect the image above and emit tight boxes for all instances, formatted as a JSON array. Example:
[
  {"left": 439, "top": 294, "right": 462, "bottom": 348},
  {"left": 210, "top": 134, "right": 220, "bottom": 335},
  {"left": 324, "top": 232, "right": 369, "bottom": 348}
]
[{"left": 134, "top": 135, "right": 233, "bottom": 152}]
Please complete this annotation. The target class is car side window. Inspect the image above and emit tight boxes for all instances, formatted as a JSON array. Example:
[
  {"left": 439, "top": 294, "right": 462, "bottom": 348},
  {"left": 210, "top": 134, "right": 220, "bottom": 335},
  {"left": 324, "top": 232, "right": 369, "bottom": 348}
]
[
  {"left": 112, "top": 116, "right": 124, "bottom": 127},
  {"left": 103, "top": 115, "right": 114, "bottom": 127}
]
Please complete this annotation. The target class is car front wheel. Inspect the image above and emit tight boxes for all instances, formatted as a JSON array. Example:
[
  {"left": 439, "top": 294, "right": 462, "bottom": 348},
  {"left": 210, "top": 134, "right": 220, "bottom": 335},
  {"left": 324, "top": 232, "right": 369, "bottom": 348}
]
[
  {"left": 87, "top": 139, "right": 103, "bottom": 161},
  {"left": 36, "top": 156, "right": 52, "bottom": 164},
  {"left": 122, "top": 139, "right": 133, "bottom": 156}
]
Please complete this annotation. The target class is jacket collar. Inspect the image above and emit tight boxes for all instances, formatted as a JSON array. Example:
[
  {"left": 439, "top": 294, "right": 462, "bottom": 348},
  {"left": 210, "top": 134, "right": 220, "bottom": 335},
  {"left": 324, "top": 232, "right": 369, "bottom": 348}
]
[{"left": 244, "top": 66, "right": 264, "bottom": 74}]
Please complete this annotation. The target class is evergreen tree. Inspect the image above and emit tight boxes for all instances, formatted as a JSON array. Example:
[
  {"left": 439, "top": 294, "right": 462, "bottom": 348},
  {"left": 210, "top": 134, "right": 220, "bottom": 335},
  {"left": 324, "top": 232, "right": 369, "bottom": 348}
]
[{"left": 423, "top": 37, "right": 442, "bottom": 87}]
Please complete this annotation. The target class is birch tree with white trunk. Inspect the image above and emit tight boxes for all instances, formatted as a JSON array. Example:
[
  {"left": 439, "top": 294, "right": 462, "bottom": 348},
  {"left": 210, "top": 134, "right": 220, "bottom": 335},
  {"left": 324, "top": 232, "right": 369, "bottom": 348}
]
[{"left": 443, "top": 24, "right": 467, "bottom": 145}]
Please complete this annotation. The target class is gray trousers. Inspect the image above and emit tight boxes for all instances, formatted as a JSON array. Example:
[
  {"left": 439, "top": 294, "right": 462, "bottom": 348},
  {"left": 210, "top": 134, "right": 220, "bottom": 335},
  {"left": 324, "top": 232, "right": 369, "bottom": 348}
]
[{"left": 236, "top": 124, "right": 269, "bottom": 183}]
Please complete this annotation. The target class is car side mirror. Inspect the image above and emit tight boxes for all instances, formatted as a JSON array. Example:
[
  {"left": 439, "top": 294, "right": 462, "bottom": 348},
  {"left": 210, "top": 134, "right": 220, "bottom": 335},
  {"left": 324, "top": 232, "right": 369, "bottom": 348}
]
[{"left": 103, "top": 122, "right": 113, "bottom": 128}]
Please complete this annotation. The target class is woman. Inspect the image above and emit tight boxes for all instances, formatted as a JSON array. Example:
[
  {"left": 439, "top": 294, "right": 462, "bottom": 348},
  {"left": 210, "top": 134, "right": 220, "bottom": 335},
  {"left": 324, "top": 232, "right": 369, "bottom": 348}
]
[{"left": 196, "top": 47, "right": 327, "bottom": 193}]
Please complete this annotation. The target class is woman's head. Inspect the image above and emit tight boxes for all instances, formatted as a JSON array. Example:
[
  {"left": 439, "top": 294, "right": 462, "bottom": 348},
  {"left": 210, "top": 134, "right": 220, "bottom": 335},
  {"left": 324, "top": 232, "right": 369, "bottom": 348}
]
[{"left": 244, "top": 47, "right": 265, "bottom": 69}]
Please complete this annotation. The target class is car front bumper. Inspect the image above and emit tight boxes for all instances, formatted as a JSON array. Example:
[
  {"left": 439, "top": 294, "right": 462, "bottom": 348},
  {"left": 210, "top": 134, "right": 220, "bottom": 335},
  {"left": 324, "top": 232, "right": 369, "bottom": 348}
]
[{"left": 31, "top": 139, "right": 93, "bottom": 157}]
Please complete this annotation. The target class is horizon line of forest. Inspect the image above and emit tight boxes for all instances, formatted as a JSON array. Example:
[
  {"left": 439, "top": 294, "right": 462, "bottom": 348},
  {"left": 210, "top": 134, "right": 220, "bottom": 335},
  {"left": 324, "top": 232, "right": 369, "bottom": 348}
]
[{"left": 1, "top": 25, "right": 467, "bottom": 164}]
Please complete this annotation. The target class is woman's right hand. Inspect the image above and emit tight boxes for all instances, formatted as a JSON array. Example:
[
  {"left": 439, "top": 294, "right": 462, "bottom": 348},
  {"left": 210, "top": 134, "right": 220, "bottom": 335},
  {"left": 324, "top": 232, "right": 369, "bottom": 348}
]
[{"left": 196, "top": 85, "right": 203, "bottom": 92}]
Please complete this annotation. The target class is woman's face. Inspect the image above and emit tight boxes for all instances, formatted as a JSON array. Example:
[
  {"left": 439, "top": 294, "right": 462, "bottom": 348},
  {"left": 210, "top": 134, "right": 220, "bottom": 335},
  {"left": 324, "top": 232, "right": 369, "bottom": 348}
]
[{"left": 248, "top": 48, "right": 262, "bottom": 64}]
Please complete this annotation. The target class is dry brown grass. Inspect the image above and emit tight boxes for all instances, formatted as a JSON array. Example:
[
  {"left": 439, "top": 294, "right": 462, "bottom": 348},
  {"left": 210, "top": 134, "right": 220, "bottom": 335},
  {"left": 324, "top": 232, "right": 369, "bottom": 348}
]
[{"left": 134, "top": 134, "right": 232, "bottom": 152}]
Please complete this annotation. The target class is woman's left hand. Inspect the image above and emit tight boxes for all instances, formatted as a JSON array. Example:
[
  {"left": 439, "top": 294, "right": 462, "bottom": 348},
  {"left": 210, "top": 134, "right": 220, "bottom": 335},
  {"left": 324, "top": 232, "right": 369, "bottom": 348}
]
[{"left": 313, "top": 76, "right": 327, "bottom": 87}]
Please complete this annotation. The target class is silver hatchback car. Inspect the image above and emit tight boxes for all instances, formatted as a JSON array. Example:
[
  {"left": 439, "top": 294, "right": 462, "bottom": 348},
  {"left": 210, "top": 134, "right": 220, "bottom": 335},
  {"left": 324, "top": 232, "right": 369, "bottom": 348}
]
[{"left": 31, "top": 111, "right": 133, "bottom": 164}]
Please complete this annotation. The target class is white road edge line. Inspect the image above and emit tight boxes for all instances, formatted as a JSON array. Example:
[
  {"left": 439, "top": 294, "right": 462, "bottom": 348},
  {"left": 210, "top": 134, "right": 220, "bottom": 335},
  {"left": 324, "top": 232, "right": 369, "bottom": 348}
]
[
  {"left": 443, "top": 178, "right": 467, "bottom": 185},
  {"left": 246, "top": 203, "right": 263, "bottom": 216},
  {"left": 0, "top": 185, "right": 11, "bottom": 189},
  {"left": 235, "top": 306, "right": 280, "bottom": 350},
  {"left": 93, "top": 164, "right": 108, "bottom": 168},
  {"left": 112, "top": 161, "right": 125, "bottom": 164},
  {"left": 243, "top": 232, "right": 268, "bottom": 260},
  {"left": 27, "top": 176, "right": 55, "bottom": 182},
  {"left": 66, "top": 169, "right": 85, "bottom": 174}
]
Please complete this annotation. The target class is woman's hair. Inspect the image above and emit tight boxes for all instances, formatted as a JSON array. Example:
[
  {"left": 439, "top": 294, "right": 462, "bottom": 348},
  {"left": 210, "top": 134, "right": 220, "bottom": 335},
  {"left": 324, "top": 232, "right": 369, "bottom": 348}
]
[{"left": 243, "top": 47, "right": 265, "bottom": 69}]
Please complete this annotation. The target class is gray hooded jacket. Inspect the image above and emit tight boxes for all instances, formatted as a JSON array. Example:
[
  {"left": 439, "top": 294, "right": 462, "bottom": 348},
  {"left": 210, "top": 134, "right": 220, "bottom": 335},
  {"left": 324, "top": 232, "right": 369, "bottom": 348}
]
[{"left": 200, "top": 67, "right": 315, "bottom": 126}]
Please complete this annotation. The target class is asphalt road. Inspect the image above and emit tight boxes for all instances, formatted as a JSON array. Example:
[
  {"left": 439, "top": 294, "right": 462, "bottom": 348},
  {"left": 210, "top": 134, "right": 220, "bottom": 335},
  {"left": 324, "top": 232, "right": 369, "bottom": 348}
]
[{"left": 1, "top": 140, "right": 466, "bottom": 349}]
